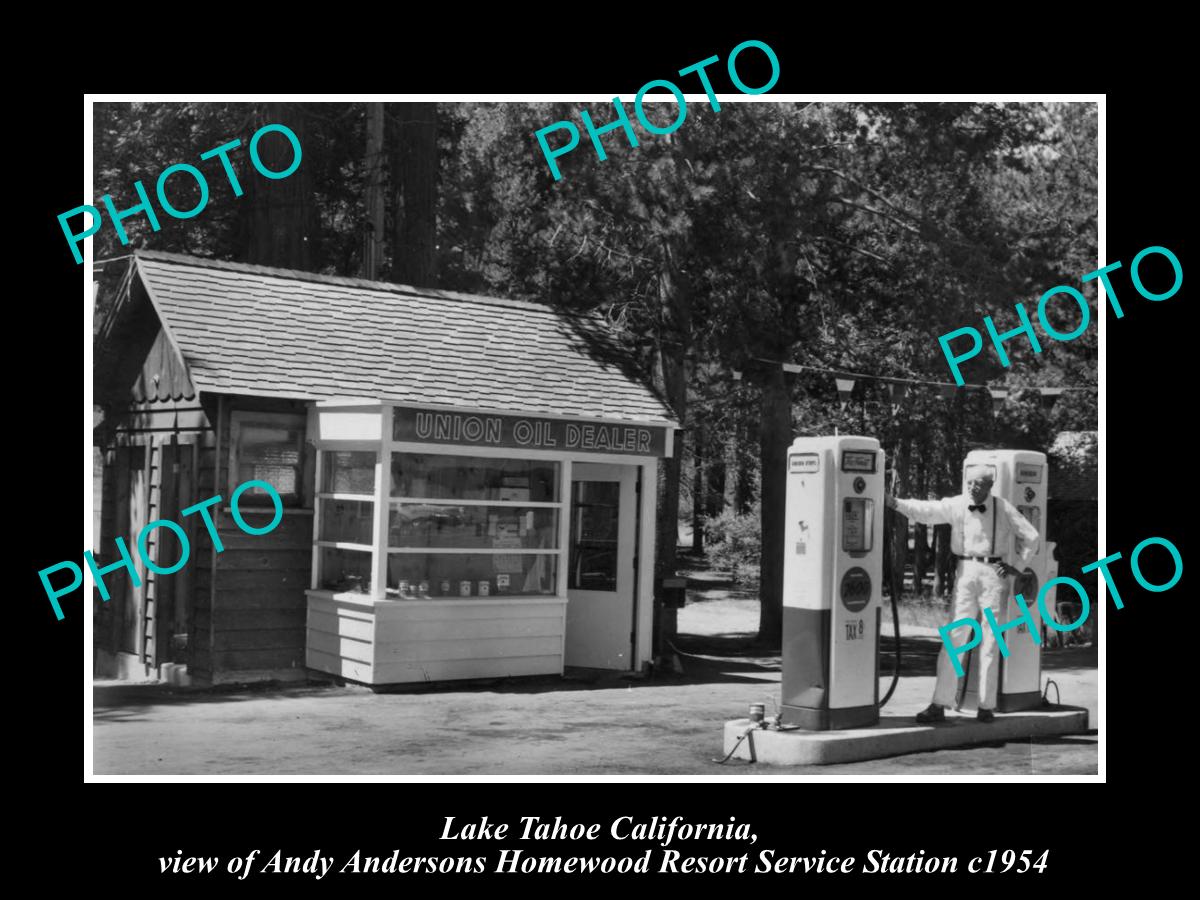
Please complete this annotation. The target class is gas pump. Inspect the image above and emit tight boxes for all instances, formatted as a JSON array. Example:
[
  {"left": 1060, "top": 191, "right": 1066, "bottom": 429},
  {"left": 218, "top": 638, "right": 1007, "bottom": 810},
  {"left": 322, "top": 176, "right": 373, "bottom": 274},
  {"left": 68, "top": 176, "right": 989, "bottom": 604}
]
[
  {"left": 780, "top": 435, "right": 884, "bottom": 730},
  {"left": 956, "top": 449, "right": 1057, "bottom": 712}
]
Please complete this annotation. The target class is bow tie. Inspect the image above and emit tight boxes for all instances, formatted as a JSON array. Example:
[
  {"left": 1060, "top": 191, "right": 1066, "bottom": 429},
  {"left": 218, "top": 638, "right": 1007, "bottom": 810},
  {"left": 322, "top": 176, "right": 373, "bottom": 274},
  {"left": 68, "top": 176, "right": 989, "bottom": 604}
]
[{"left": 968, "top": 503, "right": 987, "bottom": 513}]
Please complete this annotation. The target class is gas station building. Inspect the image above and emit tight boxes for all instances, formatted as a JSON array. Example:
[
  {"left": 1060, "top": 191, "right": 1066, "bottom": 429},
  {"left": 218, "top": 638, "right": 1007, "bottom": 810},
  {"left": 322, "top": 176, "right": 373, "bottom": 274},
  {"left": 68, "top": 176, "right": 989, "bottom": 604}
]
[{"left": 93, "top": 251, "right": 676, "bottom": 686}]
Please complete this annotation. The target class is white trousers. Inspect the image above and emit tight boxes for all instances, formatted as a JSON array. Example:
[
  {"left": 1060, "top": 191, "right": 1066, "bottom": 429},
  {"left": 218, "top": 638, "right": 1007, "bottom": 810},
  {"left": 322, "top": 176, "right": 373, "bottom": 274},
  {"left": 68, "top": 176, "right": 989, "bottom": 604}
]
[{"left": 932, "top": 560, "right": 1008, "bottom": 711}]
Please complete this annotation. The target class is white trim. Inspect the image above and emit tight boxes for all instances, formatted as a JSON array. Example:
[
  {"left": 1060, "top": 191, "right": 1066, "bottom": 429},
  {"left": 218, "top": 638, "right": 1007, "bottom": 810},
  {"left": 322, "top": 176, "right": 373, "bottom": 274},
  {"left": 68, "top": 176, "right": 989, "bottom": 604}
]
[
  {"left": 310, "top": 448, "right": 322, "bottom": 590},
  {"left": 557, "top": 459, "right": 572, "bottom": 604},
  {"left": 388, "top": 496, "right": 562, "bottom": 509},
  {"left": 304, "top": 588, "right": 377, "bottom": 610},
  {"left": 317, "top": 492, "right": 375, "bottom": 502},
  {"left": 386, "top": 547, "right": 560, "bottom": 555},
  {"left": 311, "top": 440, "right": 380, "bottom": 452},
  {"left": 635, "top": 462, "right": 658, "bottom": 669},
  {"left": 372, "top": 406, "right": 393, "bottom": 598},
  {"left": 314, "top": 399, "right": 385, "bottom": 409},
  {"left": 218, "top": 506, "right": 313, "bottom": 515},
  {"left": 315, "top": 541, "right": 374, "bottom": 552},
  {"left": 305, "top": 588, "right": 567, "bottom": 608},
  {"left": 389, "top": 440, "right": 657, "bottom": 466}
]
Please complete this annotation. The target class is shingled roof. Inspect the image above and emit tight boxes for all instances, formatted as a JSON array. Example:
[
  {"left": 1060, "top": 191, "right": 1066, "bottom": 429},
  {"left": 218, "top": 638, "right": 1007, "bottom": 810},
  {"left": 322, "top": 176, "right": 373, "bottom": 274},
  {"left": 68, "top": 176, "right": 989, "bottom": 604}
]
[{"left": 127, "top": 251, "right": 675, "bottom": 426}]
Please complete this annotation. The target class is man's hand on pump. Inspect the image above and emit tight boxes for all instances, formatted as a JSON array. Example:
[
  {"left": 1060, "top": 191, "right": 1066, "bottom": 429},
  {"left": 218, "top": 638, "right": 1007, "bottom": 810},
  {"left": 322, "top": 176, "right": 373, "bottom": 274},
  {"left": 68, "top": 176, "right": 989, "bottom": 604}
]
[
  {"left": 993, "top": 561, "right": 1022, "bottom": 579},
  {"left": 884, "top": 495, "right": 897, "bottom": 510}
]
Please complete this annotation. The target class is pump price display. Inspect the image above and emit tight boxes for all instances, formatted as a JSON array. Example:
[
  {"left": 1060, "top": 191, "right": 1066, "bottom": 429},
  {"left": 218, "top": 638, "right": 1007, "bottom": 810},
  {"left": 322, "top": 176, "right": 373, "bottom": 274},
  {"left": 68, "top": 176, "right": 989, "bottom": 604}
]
[
  {"left": 841, "top": 450, "right": 876, "bottom": 473},
  {"left": 1015, "top": 464, "right": 1043, "bottom": 483}
]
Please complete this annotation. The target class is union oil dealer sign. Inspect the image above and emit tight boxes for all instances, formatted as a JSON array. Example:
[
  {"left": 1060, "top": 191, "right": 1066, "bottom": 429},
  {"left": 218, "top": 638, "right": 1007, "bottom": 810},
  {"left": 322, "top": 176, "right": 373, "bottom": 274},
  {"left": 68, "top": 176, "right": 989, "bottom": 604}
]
[{"left": 393, "top": 406, "right": 669, "bottom": 456}]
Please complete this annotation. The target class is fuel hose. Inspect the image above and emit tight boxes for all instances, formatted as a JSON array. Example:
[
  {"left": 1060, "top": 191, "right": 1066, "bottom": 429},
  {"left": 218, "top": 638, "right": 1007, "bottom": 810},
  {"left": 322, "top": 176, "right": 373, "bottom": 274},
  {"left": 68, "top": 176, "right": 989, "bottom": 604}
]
[{"left": 879, "top": 584, "right": 901, "bottom": 707}]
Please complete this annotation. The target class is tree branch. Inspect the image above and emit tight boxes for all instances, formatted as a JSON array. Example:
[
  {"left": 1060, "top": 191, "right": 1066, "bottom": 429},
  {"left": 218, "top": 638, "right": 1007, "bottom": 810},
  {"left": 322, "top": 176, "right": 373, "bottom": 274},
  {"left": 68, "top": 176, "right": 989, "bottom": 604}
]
[
  {"left": 802, "top": 164, "right": 919, "bottom": 222},
  {"left": 830, "top": 196, "right": 922, "bottom": 236},
  {"left": 809, "top": 234, "right": 894, "bottom": 269}
]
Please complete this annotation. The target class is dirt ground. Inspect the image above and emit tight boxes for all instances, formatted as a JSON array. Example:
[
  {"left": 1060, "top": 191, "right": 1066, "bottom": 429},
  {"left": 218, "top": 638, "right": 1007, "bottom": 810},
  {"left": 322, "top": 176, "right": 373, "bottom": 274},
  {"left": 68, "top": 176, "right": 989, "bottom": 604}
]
[{"left": 92, "top": 584, "right": 1098, "bottom": 777}]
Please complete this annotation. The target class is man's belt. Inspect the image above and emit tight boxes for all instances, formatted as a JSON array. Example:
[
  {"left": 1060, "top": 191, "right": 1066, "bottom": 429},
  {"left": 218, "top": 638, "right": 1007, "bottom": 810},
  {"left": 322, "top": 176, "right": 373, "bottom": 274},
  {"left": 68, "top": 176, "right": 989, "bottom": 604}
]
[{"left": 957, "top": 554, "right": 1003, "bottom": 563}]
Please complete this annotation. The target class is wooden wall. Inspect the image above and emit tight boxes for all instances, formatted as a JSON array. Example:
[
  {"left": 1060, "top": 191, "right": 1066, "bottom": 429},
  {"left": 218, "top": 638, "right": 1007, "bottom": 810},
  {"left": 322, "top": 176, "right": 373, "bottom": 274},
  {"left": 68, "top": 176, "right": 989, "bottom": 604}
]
[
  {"left": 95, "top": 398, "right": 216, "bottom": 675},
  {"left": 307, "top": 594, "right": 567, "bottom": 685},
  {"left": 206, "top": 394, "right": 314, "bottom": 683},
  {"left": 96, "top": 389, "right": 317, "bottom": 685}
]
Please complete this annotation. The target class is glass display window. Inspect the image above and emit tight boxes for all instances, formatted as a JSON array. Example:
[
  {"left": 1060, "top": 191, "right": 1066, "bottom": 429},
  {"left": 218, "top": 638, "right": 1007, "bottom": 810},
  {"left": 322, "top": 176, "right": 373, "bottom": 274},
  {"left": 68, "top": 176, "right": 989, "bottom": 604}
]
[
  {"left": 312, "top": 438, "right": 570, "bottom": 601},
  {"left": 386, "top": 453, "right": 563, "bottom": 599},
  {"left": 319, "top": 546, "right": 373, "bottom": 594},
  {"left": 315, "top": 450, "right": 376, "bottom": 593},
  {"left": 391, "top": 454, "right": 559, "bottom": 502}
]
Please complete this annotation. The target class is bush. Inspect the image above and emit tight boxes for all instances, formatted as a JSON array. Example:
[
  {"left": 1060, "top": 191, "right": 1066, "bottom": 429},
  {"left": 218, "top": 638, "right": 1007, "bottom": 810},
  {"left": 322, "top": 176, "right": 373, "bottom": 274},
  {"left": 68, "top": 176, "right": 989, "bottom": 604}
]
[{"left": 705, "top": 501, "right": 761, "bottom": 584}]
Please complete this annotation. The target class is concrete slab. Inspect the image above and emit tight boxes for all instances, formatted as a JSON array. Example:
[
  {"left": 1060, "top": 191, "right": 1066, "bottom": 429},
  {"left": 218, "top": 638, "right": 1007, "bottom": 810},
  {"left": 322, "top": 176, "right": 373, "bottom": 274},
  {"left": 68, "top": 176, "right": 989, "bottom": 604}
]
[{"left": 722, "top": 707, "right": 1090, "bottom": 766}]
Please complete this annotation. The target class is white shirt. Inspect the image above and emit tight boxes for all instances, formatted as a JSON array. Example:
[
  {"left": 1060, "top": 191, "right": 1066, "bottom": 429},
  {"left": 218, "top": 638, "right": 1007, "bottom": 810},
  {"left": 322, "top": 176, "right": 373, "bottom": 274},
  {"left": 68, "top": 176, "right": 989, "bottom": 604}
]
[{"left": 892, "top": 492, "right": 1040, "bottom": 569}]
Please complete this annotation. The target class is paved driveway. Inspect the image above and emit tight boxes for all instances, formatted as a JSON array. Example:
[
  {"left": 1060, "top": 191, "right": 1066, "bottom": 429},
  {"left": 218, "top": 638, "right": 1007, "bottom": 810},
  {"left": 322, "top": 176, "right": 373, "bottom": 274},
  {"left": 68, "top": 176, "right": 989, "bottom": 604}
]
[{"left": 92, "top": 626, "right": 1097, "bottom": 776}]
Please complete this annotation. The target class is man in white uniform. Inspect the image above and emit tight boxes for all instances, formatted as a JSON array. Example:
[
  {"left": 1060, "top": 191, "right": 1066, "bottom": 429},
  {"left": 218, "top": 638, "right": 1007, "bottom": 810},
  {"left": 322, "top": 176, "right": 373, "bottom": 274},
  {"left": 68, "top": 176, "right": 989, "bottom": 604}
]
[{"left": 885, "top": 465, "right": 1040, "bottom": 723}]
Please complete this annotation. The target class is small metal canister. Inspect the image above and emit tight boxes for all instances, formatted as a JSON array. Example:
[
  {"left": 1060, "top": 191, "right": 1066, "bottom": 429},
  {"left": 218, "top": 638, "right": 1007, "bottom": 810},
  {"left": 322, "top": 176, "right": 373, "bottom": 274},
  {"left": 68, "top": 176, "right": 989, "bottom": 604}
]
[
  {"left": 459, "top": 580, "right": 473, "bottom": 597},
  {"left": 417, "top": 581, "right": 430, "bottom": 597},
  {"left": 440, "top": 579, "right": 451, "bottom": 596},
  {"left": 749, "top": 703, "right": 766, "bottom": 725},
  {"left": 478, "top": 580, "right": 491, "bottom": 596}
]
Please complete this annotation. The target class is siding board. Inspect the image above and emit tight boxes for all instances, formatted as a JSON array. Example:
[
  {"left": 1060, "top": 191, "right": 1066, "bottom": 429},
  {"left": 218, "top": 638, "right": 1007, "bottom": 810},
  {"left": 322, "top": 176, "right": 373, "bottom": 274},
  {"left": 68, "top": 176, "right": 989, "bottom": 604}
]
[{"left": 304, "top": 592, "right": 566, "bottom": 686}]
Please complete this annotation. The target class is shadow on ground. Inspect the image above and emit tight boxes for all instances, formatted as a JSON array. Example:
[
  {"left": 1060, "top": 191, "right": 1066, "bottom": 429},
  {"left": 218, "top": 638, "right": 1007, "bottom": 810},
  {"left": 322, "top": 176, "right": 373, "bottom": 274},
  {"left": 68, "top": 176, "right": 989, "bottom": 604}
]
[{"left": 94, "top": 626, "right": 1095, "bottom": 719}]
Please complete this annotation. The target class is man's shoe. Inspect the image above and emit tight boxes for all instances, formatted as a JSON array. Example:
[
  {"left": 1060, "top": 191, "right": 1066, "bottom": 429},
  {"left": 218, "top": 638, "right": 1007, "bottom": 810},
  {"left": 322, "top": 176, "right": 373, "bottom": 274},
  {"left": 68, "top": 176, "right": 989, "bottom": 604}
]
[
  {"left": 915, "top": 704, "right": 945, "bottom": 724},
  {"left": 977, "top": 708, "right": 995, "bottom": 723}
]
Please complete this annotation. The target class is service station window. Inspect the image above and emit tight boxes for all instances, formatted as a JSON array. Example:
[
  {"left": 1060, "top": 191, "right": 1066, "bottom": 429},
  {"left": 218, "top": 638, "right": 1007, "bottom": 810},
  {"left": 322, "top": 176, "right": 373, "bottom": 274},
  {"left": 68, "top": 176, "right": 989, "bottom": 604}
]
[
  {"left": 229, "top": 411, "right": 306, "bottom": 506},
  {"left": 316, "top": 450, "right": 377, "bottom": 593},
  {"left": 569, "top": 481, "right": 620, "bottom": 591},
  {"left": 387, "top": 453, "right": 562, "bottom": 598}
]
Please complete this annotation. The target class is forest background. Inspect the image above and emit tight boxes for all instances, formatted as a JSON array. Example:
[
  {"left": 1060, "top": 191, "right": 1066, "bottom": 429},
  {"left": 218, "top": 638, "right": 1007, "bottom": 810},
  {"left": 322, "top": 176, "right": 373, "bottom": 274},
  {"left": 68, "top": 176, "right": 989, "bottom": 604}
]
[{"left": 91, "top": 100, "right": 1099, "bottom": 645}]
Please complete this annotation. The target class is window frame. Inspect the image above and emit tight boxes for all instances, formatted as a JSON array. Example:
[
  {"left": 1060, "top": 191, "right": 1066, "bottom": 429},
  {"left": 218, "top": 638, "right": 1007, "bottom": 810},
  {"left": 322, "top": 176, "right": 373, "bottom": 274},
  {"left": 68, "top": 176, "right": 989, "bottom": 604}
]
[
  {"left": 568, "top": 479, "right": 622, "bottom": 591},
  {"left": 227, "top": 410, "right": 307, "bottom": 508},
  {"left": 313, "top": 443, "right": 381, "bottom": 594},
  {"left": 386, "top": 451, "right": 566, "bottom": 599}
]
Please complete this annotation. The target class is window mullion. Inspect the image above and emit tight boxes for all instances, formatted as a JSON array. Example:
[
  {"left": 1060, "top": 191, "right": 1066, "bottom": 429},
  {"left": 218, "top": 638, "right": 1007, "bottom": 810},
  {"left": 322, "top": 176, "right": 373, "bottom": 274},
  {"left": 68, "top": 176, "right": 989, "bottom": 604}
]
[
  {"left": 558, "top": 459, "right": 572, "bottom": 598},
  {"left": 372, "top": 407, "right": 394, "bottom": 598}
]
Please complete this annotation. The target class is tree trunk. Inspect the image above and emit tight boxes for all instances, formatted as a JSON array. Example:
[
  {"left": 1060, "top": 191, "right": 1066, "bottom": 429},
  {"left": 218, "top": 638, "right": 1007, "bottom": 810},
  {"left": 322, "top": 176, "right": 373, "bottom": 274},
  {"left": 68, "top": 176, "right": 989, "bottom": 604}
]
[
  {"left": 246, "top": 102, "right": 317, "bottom": 269},
  {"left": 391, "top": 102, "right": 438, "bottom": 287},
  {"left": 886, "top": 436, "right": 911, "bottom": 607},
  {"left": 654, "top": 370, "right": 685, "bottom": 586},
  {"left": 732, "top": 417, "right": 755, "bottom": 514},
  {"left": 651, "top": 253, "right": 691, "bottom": 613},
  {"left": 914, "top": 525, "right": 930, "bottom": 597},
  {"left": 691, "top": 425, "right": 704, "bottom": 553},
  {"left": 363, "top": 102, "right": 385, "bottom": 279},
  {"left": 912, "top": 455, "right": 929, "bottom": 596},
  {"left": 706, "top": 443, "right": 726, "bottom": 521},
  {"left": 756, "top": 365, "right": 791, "bottom": 648},
  {"left": 933, "top": 523, "right": 953, "bottom": 599}
]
